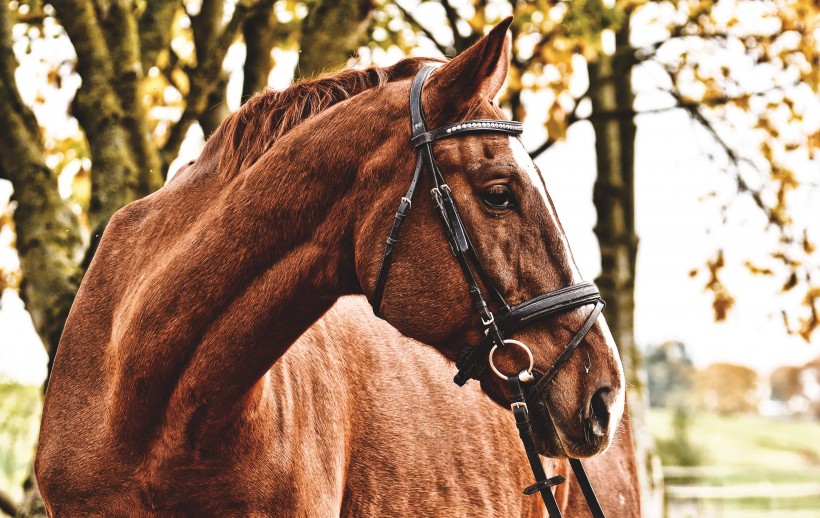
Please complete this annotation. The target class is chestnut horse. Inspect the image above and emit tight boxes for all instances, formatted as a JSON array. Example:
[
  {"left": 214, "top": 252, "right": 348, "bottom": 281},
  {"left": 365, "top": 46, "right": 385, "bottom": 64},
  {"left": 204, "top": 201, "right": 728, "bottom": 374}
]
[{"left": 36, "top": 18, "right": 633, "bottom": 515}]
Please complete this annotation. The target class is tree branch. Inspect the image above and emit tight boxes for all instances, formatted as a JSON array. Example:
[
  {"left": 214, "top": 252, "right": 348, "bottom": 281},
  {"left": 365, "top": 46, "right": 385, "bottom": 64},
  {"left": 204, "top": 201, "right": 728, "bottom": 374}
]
[
  {"left": 191, "top": 0, "right": 225, "bottom": 62},
  {"left": 99, "top": 0, "right": 164, "bottom": 193},
  {"left": 0, "top": 58, "right": 85, "bottom": 366},
  {"left": 161, "top": 1, "right": 255, "bottom": 165},
  {"left": 138, "top": 0, "right": 179, "bottom": 72},
  {"left": 528, "top": 96, "right": 584, "bottom": 160},
  {"left": 440, "top": 0, "right": 466, "bottom": 53},
  {"left": 528, "top": 138, "right": 557, "bottom": 160},
  {"left": 296, "top": 0, "right": 375, "bottom": 78},
  {"left": 394, "top": 1, "right": 449, "bottom": 56},
  {"left": 680, "top": 97, "right": 784, "bottom": 228},
  {"left": 50, "top": 0, "right": 142, "bottom": 228},
  {"left": 0, "top": 8, "right": 38, "bottom": 138},
  {"left": 652, "top": 59, "right": 788, "bottom": 230},
  {"left": 242, "top": 0, "right": 277, "bottom": 99},
  {"left": 198, "top": 73, "right": 230, "bottom": 136},
  {"left": 0, "top": 487, "right": 17, "bottom": 517}
]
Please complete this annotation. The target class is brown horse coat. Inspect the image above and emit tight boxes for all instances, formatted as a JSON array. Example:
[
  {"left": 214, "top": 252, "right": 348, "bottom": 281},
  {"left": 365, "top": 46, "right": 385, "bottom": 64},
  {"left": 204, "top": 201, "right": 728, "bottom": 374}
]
[
  {"left": 37, "top": 293, "right": 640, "bottom": 516},
  {"left": 282, "top": 297, "right": 641, "bottom": 517}
]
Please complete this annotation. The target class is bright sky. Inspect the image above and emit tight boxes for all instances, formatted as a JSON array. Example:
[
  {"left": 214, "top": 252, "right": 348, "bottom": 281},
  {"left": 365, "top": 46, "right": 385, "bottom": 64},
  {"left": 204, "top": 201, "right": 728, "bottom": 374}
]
[{"left": 1, "top": 3, "right": 819, "bottom": 385}]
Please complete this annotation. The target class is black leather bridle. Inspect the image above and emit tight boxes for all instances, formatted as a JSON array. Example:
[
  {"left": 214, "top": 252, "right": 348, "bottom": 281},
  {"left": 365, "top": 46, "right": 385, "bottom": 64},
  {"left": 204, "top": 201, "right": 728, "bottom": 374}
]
[{"left": 371, "top": 65, "right": 608, "bottom": 518}]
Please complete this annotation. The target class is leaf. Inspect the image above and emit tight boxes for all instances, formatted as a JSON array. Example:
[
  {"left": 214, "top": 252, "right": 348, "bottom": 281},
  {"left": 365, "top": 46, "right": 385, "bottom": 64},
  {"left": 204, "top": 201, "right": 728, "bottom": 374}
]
[
  {"left": 712, "top": 291, "right": 735, "bottom": 321},
  {"left": 782, "top": 272, "right": 798, "bottom": 292},
  {"left": 744, "top": 261, "right": 774, "bottom": 275}
]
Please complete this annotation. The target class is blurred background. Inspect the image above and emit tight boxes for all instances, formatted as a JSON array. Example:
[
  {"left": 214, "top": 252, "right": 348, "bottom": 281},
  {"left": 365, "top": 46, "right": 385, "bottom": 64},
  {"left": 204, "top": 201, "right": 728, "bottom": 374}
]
[{"left": 0, "top": 0, "right": 818, "bottom": 516}]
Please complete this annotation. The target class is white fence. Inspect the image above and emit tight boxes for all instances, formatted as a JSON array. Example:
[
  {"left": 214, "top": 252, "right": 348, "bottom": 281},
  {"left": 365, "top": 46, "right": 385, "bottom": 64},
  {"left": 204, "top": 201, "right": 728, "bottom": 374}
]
[{"left": 663, "top": 466, "right": 820, "bottom": 518}]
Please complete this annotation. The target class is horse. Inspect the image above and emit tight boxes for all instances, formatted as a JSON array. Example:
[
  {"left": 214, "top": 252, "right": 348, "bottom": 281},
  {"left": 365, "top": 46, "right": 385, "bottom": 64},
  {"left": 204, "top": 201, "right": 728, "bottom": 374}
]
[
  {"left": 36, "top": 17, "right": 632, "bottom": 515},
  {"left": 191, "top": 295, "right": 636, "bottom": 516}
]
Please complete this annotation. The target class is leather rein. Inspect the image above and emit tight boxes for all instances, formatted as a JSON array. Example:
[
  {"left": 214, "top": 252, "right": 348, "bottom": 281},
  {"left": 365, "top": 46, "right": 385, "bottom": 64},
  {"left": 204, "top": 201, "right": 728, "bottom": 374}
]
[{"left": 371, "top": 65, "right": 607, "bottom": 518}]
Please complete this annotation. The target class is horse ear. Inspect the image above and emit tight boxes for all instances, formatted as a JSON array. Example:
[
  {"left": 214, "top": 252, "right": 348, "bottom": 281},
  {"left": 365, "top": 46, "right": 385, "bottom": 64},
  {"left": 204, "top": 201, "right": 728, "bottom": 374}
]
[{"left": 424, "top": 17, "right": 513, "bottom": 118}]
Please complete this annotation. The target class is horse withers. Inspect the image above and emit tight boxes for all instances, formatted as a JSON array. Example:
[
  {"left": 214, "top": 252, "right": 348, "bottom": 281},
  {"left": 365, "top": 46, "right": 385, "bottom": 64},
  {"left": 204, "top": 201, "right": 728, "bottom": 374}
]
[{"left": 36, "top": 17, "right": 630, "bottom": 515}]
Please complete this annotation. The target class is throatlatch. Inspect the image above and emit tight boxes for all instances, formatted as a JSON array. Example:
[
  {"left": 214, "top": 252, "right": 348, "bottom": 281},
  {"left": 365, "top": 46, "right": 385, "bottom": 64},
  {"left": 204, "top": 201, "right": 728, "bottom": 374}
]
[{"left": 372, "top": 65, "right": 608, "bottom": 518}]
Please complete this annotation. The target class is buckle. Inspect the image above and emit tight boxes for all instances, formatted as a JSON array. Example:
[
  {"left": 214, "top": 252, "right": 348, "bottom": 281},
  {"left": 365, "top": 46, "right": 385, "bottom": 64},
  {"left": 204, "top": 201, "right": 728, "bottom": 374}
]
[
  {"left": 481, "top": 312, "right": 495, "bottom": 326},
  {"left": 511, "top": 401, "right": 528, "bottom": 412}
]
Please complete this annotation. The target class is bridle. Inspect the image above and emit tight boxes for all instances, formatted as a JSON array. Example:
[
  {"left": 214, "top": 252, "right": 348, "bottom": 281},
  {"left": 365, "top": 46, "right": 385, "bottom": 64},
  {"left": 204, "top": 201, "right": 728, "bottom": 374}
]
[{"left": 371, "top": 65, "right": 608, "bottom": 518}]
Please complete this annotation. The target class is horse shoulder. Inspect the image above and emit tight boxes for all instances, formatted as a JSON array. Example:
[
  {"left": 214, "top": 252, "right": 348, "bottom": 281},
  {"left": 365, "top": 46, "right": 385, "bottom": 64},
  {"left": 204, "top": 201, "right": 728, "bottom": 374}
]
[{"left": 324, "top": 298, "right": 543, "bottom": 517}]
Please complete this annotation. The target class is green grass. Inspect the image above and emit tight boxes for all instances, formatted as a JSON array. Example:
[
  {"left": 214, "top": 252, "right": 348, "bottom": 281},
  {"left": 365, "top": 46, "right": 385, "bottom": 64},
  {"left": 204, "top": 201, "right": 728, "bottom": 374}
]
[
  {"left": 649, "top": 409, "right": 820, "bottom": 517},
  {"left": 649, "top": 408, "right": 820, "bottom": 472},
  {"left": 0, "top": 381, "right": 42, "bottom": 503}
]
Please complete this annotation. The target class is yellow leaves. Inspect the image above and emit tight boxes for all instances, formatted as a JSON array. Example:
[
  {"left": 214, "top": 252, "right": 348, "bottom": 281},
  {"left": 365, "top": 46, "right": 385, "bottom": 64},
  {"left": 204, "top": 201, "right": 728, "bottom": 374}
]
[
  {"left": 805, "top": 287, "right": 820, "bottom": 303},
  {"left": 744, "top": 261, "right": 774, "bottom": 275},
  {"left": 802, "top": 230, "right": 815, "bottom": 254},
  {"left": 771, "top": 251, "right": 802, "bottom": 267},
  {"left": 797, "top": 293, "right": 819, "bottom": 342},
  {"left": 692, "top": 250, "right": 736, "bottom": 322},
  {"left": 809, "top": 130, "right": 820, "bottom": 149},
  {"left": 170, "top": 68, "right": 189, "bottom": 96},
  {"left": 771, "top": 167, "right": 798, "bottom": 191},
  {"left": 730, "top": 94, "right": 750, "bottom": 110},
  {"left": 782, "top": 272, "right": 798, "bottom": 291},
  {"left": 712, "top": 290, "right": 736, "bottom": 322},
  {"left": 0, "top": 202, "right": 21, "bottom": 292},
  {"left": 760, "top": 140, "right": 774, "bottom": 162},
  {"left": 70, "top": 163, "right": 91, "bottom": 211},
  {"left": 545, "top": 101, "right": 567, "bottom": 141}
]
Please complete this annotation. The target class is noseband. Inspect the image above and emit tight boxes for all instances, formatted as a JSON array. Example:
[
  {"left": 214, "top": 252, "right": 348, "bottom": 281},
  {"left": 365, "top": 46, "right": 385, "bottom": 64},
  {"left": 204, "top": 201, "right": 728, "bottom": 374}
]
[{"left": 371, "top": 65, "right": 607, "bottom": 518}]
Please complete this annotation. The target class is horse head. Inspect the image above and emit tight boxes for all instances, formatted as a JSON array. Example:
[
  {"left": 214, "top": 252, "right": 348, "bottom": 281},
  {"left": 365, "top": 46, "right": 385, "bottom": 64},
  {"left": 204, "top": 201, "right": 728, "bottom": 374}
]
[{"left": 354, "top": 18, "right": 625, "bottom": 458}]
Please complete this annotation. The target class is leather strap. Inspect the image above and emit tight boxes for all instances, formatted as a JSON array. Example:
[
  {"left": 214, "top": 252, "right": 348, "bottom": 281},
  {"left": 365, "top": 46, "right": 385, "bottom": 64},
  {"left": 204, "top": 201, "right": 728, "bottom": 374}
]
[
  {"left": 372, "top": 66, "right": 437, "bottom": 315},
  {"left": 526, "top": 300, "right": 605, "bottom": 403},
  {"left": 411, "top": 119, "right": 523, "bottom": 147},
  {"left": 454, "top": 283, "right": 602, "bottom": 387},
  {"left": 499, "top": 282, "right": 601, "bottom": 332},
  {"left": 371, "top": 152, "right": 424, "bottom": 316},
  {"left": 569, "top": 458, "right": 606, "bottom": 518},
  {"left": 509, "top": 376, "right": 564, "bottom": 518}
]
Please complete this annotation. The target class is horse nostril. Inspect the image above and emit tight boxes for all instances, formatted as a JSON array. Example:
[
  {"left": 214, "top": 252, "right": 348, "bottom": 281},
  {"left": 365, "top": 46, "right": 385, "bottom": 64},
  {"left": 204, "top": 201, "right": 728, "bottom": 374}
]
[{"left": 587, "top": 387, "right": 612, "bottom": 438}]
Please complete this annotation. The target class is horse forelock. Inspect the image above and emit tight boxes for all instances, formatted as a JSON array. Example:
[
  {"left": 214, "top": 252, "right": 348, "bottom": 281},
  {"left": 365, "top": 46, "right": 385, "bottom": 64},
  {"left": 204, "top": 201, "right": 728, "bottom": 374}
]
[{"left": 204, "top": 57, "right": 438, "bottom": 179}]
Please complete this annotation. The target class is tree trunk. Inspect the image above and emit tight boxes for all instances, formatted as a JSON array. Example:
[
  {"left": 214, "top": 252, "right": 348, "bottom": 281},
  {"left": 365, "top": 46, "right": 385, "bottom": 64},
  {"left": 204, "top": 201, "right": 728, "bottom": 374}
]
[
  {"left": 296, "top": 0, "right": 375, "bottom": 78},
  {"left": 242, "top": 0, "right": 277, "bottom": 100},
  {"left": 0, "top": 7, "right": 85, "bottom": 372},
  {"left": 588, "top": 18, "right": 664, "bottom": 517}
]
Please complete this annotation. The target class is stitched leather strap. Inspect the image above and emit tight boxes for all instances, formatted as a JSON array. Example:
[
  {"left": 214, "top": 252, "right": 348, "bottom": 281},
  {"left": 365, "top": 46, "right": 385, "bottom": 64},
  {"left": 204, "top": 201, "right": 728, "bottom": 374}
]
[
  {"left": 569, "top": 458, "right": 606, "bottom": 518},
  {"left": 499, "top": 282, "right": 601, "bottom": 332},
  {"left": 526, "top": 300, "right": 605, "bottom": 403},
  {"left": 372, "top": 152, "right": 424, "bottom": 316},
  {"left": 372, "top": 66, "right": 437, "bottom": 315},
  {"left": 509, "top": 377, "right": 564, "bottom": 518},
  {"left": 411, "top": 119, "right": 523, "bottom": 147}
]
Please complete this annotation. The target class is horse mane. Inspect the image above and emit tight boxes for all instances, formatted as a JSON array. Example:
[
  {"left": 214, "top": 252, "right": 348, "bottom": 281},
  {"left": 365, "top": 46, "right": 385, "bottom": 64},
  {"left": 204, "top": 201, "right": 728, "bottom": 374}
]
[{"left": 208, "top": 57, "right": 437, "bottom": 179}]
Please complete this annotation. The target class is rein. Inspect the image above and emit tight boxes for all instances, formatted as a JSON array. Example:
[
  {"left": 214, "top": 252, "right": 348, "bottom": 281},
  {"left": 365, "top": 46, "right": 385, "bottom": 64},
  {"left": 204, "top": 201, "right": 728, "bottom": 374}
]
[{"left": 372, "top": 65, "right": 607, "bottom": 518}]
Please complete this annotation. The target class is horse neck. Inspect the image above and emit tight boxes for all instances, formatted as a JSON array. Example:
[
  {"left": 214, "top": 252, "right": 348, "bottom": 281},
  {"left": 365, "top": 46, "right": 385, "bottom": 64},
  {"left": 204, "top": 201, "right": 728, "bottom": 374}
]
[{"left": 107, "top": 106, "right": 388, "bottom": 449}]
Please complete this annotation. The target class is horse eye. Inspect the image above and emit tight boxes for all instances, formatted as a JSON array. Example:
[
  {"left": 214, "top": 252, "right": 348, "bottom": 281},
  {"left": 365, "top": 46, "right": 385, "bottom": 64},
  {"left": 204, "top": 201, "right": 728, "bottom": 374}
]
[{"left": 481, "top": 185, "right": 514, "bottom": 210}]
